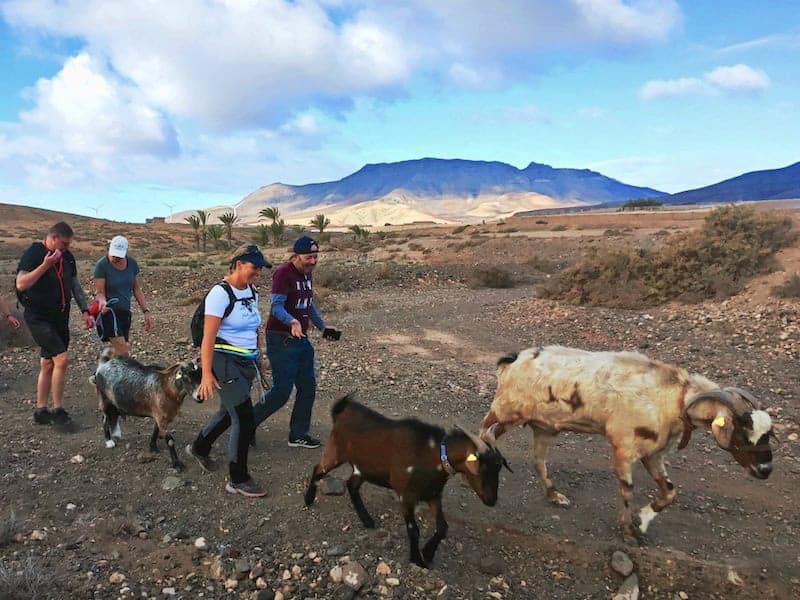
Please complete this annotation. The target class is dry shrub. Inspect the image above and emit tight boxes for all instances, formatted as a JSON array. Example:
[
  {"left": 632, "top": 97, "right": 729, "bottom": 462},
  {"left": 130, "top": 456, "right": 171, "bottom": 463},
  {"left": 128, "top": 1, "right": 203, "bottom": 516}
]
[
  {"left": 451, "top": 225, "right": 469, "bottom": 234},
  {"left": 0, "top": 556, "right": 49, "bottom": 600},
  {"left": 551, "top": 224, "right": 568, "bottom": 232},
  {"left": 466, "top": 266, "right": 515, "bottom": 289},
  {"left": 0, "top": 511, "right": 19, "bottom": 547},
  {"left": 525, "top": 255, "right": 558, "bottom": 274},
  {"left": 544, "top": 205, "right": 797, "bottom": 307},
  {"left": 772, "top": 273, "right": 800, "bottom": 298}
]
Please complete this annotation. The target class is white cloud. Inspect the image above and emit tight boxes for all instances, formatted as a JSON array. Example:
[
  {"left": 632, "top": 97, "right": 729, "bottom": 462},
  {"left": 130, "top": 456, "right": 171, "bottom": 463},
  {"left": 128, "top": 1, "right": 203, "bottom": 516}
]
[
  {"left": 503, "top": 104, "right": 551, "bottom": 123},
  {"left": 639, "top": 77, "right": 706, "bottom": 100},
  {"left": 705, "top": 64, "right": 770, "bottom": 92},
  {"left": 20, "top": 53, "right": 178, "bottom": 157},
  {"left": 573, "top": 0, "right": 682, "bottom": 43},
  {"left": 640, "top": 63, "right": 770, "bottom": 100}
]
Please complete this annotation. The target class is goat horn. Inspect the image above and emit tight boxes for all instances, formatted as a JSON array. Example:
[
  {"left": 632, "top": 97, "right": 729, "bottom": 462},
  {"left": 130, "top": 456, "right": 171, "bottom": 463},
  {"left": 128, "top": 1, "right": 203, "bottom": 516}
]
[
  {"left": 483, "top": 423, "right": 499, "bottom": 448},
  {"left": 723, "top": 387, "right": 761, "bottom": 410},
  {"left": 455, "top": 425, "right": 488, "bottom": 453},
  {"left": 683, "top": 389, "right": 739, "bottom": 417}
]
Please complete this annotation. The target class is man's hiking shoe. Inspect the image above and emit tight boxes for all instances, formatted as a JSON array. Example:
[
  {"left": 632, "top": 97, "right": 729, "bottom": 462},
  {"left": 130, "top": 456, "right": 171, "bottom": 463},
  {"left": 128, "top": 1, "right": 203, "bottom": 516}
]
[
  {"left": 50, "top": 408, "right": 72, "bottom": 426},
  {"left": 186, "top": 444, "right": 218, "bottom": 472},
  {"left": 225, "top": 478, "right": 267, "bottom": 498},
  {"left": 288, "top": 434, "right": 321, "bottom": 449},
  {"left": 33, "top": 408, "right": 52, "bottom": 425}
]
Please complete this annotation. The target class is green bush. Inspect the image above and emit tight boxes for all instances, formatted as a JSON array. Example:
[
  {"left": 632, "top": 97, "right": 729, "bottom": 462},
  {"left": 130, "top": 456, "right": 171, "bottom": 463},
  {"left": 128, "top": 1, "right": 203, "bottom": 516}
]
[
  {"left": 772, "top": 273, "right": 800, "bottom": 298},
  {"left": 452, "top": 224, "right": 469, "bottom": 234},
  {"left": 543, "top": 205, "right": 797, "bottom": 307},
  {"left": 466, "top": 266, "right": 515, "bottom": 289}
]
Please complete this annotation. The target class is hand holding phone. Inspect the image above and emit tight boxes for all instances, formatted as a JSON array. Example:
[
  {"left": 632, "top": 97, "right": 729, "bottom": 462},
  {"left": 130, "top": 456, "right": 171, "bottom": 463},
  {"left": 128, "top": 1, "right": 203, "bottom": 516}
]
[{"left": 322, "top": 327, "right": 341, "bottom": 341}]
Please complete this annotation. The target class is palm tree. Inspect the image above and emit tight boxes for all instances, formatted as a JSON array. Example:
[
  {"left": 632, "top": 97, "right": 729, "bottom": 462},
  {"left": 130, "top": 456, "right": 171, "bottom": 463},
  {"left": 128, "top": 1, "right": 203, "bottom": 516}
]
[
  {"left": 310, "top": 214, "right": 330, "bottom": 233},
  {"left": 184, "top": 215, "right": 201, "bottom": 250},
  {"left": 254, "top": 224, "right": 270, "bottom": 246},
  {"left": 218, "top": 211, "right": 240, "bottom": 249},
  {"left": 195, "top": 209, "right": 210, "bottom": 252},
  {"left": 259, "top": 206, "right": 281, "bottom": 224},
  {"left": 348, "top": 224, "right": 369, "bottom": 240},
  {"left": 269, "top": 219, "right": 287, "bottom": 247},
  {"left": 207, "top": 224, "right": 224, "bottom": 250}
]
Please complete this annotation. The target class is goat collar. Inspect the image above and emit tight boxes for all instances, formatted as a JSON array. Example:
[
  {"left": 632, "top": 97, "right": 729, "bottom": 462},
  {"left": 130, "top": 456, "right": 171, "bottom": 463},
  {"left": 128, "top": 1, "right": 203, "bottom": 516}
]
[{"left": 440, "top": 440, "right": 457, "bottom": 476}]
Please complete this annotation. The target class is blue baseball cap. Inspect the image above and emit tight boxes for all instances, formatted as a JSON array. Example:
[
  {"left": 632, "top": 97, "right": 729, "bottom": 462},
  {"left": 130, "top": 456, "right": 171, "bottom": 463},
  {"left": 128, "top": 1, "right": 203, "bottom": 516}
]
[
  {"left": 234, "top": 245, "right": 272, "bottom": 268},
  {"left": 292, "top": 236, "right": 319, "bottom": 255}
]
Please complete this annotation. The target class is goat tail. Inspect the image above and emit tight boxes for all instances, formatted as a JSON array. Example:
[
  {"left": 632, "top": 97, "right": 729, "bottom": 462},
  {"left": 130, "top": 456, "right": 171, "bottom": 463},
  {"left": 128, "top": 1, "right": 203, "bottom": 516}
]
[
  {"left": 497, "top": 352, "right": 519, "bottom": 369},
  {"left": 331, "top": 392, "right": 357, "bottom": 420}
]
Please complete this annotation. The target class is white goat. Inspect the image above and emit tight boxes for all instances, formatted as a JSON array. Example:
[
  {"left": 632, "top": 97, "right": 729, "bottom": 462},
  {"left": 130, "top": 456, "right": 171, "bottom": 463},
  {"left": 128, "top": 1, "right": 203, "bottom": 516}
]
[{"left": 479, "top": 345, "right": 775, "bottom": 541}]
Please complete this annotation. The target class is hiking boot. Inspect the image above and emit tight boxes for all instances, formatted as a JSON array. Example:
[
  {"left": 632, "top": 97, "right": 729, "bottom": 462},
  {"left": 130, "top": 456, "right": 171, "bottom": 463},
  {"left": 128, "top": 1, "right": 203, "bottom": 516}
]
[
  {"left": 50, "top": 408, "right": 72, "bottom": 426},
  {"left": 33, "top": 407, "right": 52, "bottom": 425},
  {"left": 225, "top": 478, "right": 268, "bottom": 498},
  {"left": 288, "top": 434, "right": 321, "bottom": 449},
  {"left": 185, "top": 444, "right": 218, "bottom": 472}
]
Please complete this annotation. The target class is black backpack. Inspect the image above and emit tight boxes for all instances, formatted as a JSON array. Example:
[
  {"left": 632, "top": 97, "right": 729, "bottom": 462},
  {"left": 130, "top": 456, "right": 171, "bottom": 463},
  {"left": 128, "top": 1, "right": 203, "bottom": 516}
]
[{"left": 190, "top": 281, "right": 257, "bottom": 347}]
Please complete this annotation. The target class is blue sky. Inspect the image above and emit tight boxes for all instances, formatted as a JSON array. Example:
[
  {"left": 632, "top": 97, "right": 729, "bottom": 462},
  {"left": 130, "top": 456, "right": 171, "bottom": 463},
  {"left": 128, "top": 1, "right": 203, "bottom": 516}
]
[{"left": 0, "top": 0, "right": 798, "bottom": 222}]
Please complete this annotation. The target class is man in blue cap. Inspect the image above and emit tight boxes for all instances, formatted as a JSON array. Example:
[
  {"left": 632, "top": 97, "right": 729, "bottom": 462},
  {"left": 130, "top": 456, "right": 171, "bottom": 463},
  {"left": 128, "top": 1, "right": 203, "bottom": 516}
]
[{"left": 254, "top": 235, "right": 339, "bottom": 448}]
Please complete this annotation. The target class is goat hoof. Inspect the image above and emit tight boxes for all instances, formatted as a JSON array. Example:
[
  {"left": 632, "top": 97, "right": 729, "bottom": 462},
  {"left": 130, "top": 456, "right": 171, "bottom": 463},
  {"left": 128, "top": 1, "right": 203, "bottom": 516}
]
[
  {"left": 104, "top": 439, "right": 116, "bottom": 449},
  {"left": 411, "top": 556, "right": 428, "bottom": 569},
  {"left": 172, "top": 461, "right": 186, "bottom": 473},
  {"left": 548, "top": 491, "right": 571, "bottom": 507},
  {"left": 362, "top": 518, "right": 376, "bottom": 529}
]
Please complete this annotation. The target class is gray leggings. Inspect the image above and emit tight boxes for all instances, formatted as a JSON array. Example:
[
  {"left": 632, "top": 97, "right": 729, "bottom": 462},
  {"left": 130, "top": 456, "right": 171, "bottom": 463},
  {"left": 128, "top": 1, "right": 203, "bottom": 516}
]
[{"left": 193, "top": 352, "right": 256, "bottom": 483}]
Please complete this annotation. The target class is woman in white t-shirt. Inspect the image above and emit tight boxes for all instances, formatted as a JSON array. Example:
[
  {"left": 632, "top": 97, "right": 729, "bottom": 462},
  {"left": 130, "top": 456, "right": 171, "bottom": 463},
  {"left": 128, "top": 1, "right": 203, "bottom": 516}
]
[{"left": 187, "top": 244, "right": 272, "bottom": 498}]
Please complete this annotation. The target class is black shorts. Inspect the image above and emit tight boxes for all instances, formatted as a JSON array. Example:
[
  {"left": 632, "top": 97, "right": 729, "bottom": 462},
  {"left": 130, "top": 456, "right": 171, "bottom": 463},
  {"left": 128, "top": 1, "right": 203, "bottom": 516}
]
[
  {"left": 96, "top": 308, "right": 132, "bottom": 342},
  {"left": 24, "top": 309, "right": 70, "bottom": 359}
]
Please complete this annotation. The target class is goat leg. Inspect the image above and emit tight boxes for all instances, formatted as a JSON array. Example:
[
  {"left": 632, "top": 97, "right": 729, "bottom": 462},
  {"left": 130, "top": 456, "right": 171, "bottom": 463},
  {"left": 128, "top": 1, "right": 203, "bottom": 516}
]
[
  {"left": 149, "top": 423, "right": 160, "bottom": 453},
  {"left": 163, "top": 431, "right": 185, "bottom": 472},
  {"left": 530, "top": 426, "right": 570, "bottom": 506},
  {"left": 638, "top": 455, "right": 677, "bottom": 535},
  {"left": 613, "top": 452, "right": 641, "bottom": 544},
  {"left": 346, "top": 472, "right": 375, "bottom": 528},
  {"left": 304, "top": 464, "right": 325, "bottom": 506},
  {"left": 402, "top": 500, "right": 426, "bottom": 568},
  {"left": 421, "top": 495, "right": 448, "bottom": 565}
]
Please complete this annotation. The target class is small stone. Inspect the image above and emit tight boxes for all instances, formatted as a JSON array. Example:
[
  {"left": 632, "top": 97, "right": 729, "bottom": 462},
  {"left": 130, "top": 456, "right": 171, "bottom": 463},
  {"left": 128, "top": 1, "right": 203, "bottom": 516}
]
[
  {"left": 255, "top": 576, "right": 268, "bottom": 590},
  {"left": 225, "top": 578, "right": 239, "bottom": 591},
  {"left": 341, "top": 561, "right": 368, "bottom": 590},
  {"left": 194, "top": 537, "right": 208, "bottom": 550},
  {"left": 235, "top": 559, "right": 251, "bottom": 574},
  {"left": 161, "top": 476, "right": 183, "bottom": 491},
  {"left": 282, "top": 569, "right": 291, "bottom": 581},
  {"left": 327, "top": 544, "right": 348, "bottom": 557},
  {"left": 70, "top": 454, "right": 85, "bottom": 464},
  {"left": 66, "top": 503, "right": 77, "bottom": 511},
  {"left": 678, "top": 592, "right": 689, "bottom": 600},
  {"left": 386, "top": 577, "right": 400, "bottom": 587},
  {"left": 611, "top": 550, "right": 634, "bottom": 577},
  {"left": 329, "top": 565, "right": 343, "bottom": 583},
  {"left": 321, "top": 477, "right": 346, "bottom": 496},
  {"left": 376, "top": 561, "right": 391, "bottom": 576},
  {"left": 477, "top": 555, "right": 504, "bottom": 576},
  {"left": 108, "top": 572, "right": 126, "bottom": 584},
  {"left": 614, "top": 574, "right": 639, "bottom": 600},
  {"left": 29, "top": 529, "right": 46, "bottom": 541},
  {"left": 290, "top": 564, "right": 301, "bottom": 577},
  {"left": 274, "top": 591, "right": 285, "bottom": 600},
  {"left": 162, "top": 587, "right": 176, "bottom": 596}
]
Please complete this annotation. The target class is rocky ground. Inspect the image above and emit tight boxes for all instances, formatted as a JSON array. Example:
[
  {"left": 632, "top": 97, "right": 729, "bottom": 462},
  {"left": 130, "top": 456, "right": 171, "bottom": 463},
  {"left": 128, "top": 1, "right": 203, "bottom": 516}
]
[{"left": 0, "top": 209, "right": 799, "bottom": 599}]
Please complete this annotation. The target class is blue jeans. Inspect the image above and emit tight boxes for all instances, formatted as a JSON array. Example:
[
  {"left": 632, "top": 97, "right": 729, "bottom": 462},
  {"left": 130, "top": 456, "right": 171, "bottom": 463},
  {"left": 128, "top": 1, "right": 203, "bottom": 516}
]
[{"left": 253, "top": 332, "right": 316, "bottom": 438}]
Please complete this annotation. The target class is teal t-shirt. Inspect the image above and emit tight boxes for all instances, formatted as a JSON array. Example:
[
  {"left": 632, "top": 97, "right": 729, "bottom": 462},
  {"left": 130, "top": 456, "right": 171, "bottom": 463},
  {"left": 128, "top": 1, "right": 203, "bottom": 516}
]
[{"left": 93, "top": 256, "right": 140, "bottom": 311}]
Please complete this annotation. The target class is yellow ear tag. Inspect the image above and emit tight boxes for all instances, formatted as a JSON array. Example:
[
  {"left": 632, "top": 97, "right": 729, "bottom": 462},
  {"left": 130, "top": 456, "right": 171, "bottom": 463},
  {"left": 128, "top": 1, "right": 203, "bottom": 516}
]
[
  {"left": 466, "top": 453, "right": 478, "bottom": 462},
  {"left": 712, "top": 416, "right": 726, "bottom": 428}
]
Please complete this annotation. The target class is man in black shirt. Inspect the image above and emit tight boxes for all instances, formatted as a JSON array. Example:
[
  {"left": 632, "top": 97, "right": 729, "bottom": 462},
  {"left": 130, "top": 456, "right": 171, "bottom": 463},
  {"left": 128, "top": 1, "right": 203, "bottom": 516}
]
[{"left": 16, "top": 222, "right": 94, "bottom": 425}]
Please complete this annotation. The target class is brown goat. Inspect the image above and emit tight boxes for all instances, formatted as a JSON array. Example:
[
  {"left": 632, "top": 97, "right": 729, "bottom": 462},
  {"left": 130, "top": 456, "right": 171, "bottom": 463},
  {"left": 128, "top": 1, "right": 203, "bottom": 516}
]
[{"left": 304, "top": 394, "right": 511, "bottom": 567}]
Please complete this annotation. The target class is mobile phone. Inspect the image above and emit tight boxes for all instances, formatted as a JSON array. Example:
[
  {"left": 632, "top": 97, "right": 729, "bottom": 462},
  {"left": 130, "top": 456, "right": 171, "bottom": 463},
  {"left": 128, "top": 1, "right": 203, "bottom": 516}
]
[{"left": 322, "top": 327, "right": 341, "bottom": 341}]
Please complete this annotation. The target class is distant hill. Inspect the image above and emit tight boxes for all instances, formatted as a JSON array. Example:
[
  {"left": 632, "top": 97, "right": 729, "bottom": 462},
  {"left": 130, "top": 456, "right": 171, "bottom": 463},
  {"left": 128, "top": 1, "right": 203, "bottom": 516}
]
[
  {"left": 665, "top": 161, "right": 800, "bottom": 204},
  {"left": 170, "top": 158, "right": 665, "bottom": 226}
]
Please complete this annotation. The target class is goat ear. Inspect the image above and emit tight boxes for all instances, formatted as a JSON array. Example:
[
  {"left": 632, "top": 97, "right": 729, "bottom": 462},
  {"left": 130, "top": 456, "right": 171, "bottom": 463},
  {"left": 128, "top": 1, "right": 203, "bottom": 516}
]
[
  {"left": 710, "top": 411, "right": 735, "bottom": 449},
  {"left": 464, "top": 453, "right": 480, "bottom": 476}
]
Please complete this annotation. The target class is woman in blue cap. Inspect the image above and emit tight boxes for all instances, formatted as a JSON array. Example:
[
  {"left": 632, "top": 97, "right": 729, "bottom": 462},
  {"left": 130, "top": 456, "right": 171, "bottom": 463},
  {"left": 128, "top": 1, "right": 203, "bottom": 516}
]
[{"left": 188, "top": 243, "right": 272, "bottom": 497}]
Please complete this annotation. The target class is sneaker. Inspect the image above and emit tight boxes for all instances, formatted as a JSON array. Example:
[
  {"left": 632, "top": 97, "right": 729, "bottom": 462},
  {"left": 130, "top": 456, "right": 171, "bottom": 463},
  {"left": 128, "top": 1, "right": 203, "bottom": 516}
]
[
  {"left": 50, "top": 408, "right": 72, "bottom": 426},
  {"left": 288, "top": 434, "right": 321, "bottom": 449},
  {"left": 185, "top": 444, "right": 218, "bottom": 472},
  {"left": 33, "top": 408, "right": 52, "bottom": 425},
  {"left": 225, "top": 478, "right": 268, "bottom": 498}
]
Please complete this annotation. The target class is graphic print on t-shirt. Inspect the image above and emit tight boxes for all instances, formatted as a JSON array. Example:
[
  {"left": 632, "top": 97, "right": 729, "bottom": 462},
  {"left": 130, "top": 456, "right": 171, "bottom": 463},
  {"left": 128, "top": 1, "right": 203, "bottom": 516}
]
[{"left": 295, "top": 277, "right": 312, "bottom": 310}]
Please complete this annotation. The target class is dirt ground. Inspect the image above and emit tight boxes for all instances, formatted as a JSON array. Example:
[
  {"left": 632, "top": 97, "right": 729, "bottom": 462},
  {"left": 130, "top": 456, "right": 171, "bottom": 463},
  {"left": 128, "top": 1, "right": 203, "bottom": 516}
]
[{"left": 0, "top": 202, "right": 799, "bottom": 599}]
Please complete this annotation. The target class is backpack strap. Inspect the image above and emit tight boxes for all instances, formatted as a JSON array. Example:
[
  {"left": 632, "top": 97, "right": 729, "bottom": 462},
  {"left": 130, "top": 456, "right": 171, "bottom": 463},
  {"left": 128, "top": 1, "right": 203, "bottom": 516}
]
[{"left": 218, "top": 281, "right": 258, "bottom": 319}]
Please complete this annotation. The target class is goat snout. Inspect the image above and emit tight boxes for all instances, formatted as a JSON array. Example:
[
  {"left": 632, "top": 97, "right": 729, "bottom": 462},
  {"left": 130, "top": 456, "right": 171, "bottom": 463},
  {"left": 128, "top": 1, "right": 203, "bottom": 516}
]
[{"left": 750, "top": 462, "right": 772, "bottom": 479}]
